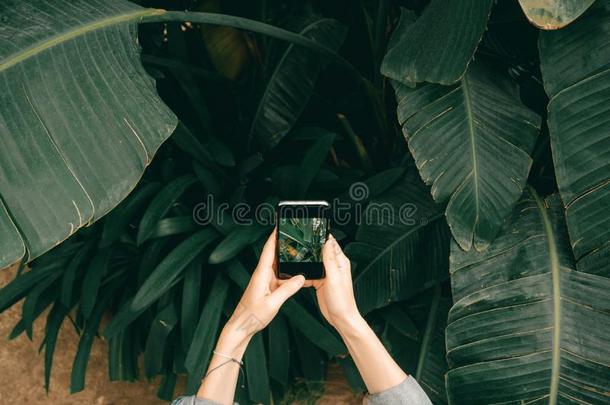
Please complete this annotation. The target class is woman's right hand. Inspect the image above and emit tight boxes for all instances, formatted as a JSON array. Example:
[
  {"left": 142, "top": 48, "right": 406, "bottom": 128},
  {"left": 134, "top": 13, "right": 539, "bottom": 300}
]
[
  {"left": 313, "top": 234, "right": 411, "bottom": 397},
  {"left": 311, "top": 234, "right": 362, "bottom": 332}
]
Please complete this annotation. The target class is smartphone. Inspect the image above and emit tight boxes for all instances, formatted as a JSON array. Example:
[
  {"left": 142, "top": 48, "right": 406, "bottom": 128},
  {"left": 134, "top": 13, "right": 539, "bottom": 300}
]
[{"left": 276, "top": 201, "right": 330, "bottom": 280}]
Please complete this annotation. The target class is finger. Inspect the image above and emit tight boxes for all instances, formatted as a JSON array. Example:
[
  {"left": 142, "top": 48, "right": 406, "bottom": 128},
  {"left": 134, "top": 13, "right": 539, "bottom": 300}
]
[
  {"left": 267, "top": 274, "right": 305, "bottom": 308},
  {"left": 333, "top": 238, "right": 351, "bottom": 271},
  {"left": 253, "top": 229, "right": 277, "bottom": 283},
  {"left": 276, "top": 278, "right": 313, "bottom": 288},
  {"left": 258, "top": 228, "right": 277, "bottom": 269},
  {"left": 322, "top": 235, "right": 339, "bottom": 279}
]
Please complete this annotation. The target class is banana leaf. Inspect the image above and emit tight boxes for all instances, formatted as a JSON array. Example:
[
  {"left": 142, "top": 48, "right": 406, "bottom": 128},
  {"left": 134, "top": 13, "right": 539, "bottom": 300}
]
[
  {"left": 539, "top": 0, "right": 610, "bottom": 278},
  {"left": 0, "top": 0, "right": 177, "bottom": 269},
  {"left": 392, "top": 60, "right": 540, "bottom": 251},
  {"left": 518, "top": 0, "right": 596, "bottom": 29},
  {"left": 445, "top": 191, "right": 610, "bottom": 404},
  {"left": 250, "top": 19, "right": 346, "bottom": 149},
  {"left": 347, "top": 170, "right": 450, "bottom": 314},
  {"left": 381, "top": 1, "right": 493, "bottom": 85}
]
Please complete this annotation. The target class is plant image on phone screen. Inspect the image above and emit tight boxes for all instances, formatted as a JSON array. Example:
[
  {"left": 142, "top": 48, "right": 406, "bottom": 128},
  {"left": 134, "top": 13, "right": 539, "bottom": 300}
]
[
  {"left": 276, "top": 201, "right": 330, "bottom": 279},
  {"left": 278, "top": 217, "right": 328, "bottom": 263}
]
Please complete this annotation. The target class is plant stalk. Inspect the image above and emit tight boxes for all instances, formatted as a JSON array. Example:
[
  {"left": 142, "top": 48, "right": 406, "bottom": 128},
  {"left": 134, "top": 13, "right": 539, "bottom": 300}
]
[{"left": 141, "top": 10, "right": 371, "bottom": 90}]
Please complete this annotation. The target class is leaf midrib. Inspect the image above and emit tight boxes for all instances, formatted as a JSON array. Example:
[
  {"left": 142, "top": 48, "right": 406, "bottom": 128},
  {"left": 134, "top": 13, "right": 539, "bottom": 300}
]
[
  {"left": 462, "top": 75, "right": 481, "bottom": 242},
  {"left": 415, "top": 285, "right": 441, "bottom": 380},
  {"left": 532, "top": 189, "right": 561, "bottom": 405},
  {"left": 0, "top": 8, "right": 165, "bottom": 73}
]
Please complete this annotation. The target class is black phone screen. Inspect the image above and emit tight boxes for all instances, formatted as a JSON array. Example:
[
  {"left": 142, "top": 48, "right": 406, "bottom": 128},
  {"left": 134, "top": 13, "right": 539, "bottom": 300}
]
[{"left": 276, "top": 202, "right": 330, "bottom": 279}]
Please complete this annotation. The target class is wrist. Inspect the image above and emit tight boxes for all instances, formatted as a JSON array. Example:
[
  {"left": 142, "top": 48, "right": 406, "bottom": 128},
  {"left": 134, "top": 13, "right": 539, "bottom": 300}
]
[
  {"left": 216, "top": 324, "right": 251, "bottom": 359},
  {"left": 334, "top": 312, "right": 368, "bottom": 338},
  {"left": 218, "top": 309, "right": 257, "bottom": 357}
]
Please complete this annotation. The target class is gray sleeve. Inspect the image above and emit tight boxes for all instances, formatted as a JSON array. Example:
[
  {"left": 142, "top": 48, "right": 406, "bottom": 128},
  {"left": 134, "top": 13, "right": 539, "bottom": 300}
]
[
  {"left": 171, "top": 377, "right": 430, "bottom": 405},
  {"left": 171, "top": 396, "right": 238, "bottom": 405},
  {"left": 364, "top": 376, "right": 432, "bottom": 405}
]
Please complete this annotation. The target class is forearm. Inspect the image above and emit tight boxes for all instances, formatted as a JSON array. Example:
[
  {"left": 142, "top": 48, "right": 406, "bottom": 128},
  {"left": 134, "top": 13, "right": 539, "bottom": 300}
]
[
  {"left": 336, "top": 315, "right": 407, "bottom": 394},
  {"left": 196, "top": 309, "right": 256, "bottom": 404}
]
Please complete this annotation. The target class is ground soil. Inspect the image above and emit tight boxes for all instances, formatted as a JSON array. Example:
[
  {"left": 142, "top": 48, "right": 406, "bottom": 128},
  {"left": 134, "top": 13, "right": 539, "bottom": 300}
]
[{"left": 0, "top": 265, "right": 360, "bottom": 404}]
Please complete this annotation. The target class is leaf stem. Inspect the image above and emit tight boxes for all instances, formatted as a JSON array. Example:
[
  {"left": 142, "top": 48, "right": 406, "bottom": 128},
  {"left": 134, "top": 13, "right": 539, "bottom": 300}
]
[
  {"left": 530, "top": 187, "right": 561, "bottom": 405},
  {"left": 141, "top": 11, "right": 371, "bottom": 89},
  {"left": 373, "top": 0, "right": 390, "bottom": 77},
  {"left": 337, "top": 113, "right": 374, "bottom": 172},
  {"left": 415, "top": 284, "right": 441, "bottom": 380},
  {"left": 141, "top": 54, "right": 230, "bottom": 83}
]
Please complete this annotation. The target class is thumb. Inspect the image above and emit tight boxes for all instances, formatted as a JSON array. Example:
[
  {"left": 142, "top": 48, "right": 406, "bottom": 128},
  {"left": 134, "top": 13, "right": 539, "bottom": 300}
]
[
  {"left": 268, "top": 275, "right": 305, "bottom": 308},
  {"left": 322, "top": 235, "right": 339, "bottom": 277}
]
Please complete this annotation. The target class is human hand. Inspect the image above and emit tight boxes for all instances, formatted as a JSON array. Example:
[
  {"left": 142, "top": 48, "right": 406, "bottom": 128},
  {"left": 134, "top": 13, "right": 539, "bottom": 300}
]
[
  {"left": 312, "top": 236, "right": 408, "bottom": 396},
  {"left": 223, "top": 229, "right": 306, "bottom": 342},
  {"left": 312, "top": 234, "right": 362, "bottom": 333},
  {"left": 199, "top": 230, "right": 305, "bottom": 403}
]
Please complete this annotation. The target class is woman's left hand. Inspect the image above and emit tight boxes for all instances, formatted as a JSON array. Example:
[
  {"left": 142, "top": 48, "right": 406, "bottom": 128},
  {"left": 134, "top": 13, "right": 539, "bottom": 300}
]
[
  {"left": 224, "top": 229, "right": 306, "bottom": 339},
  {"left": 198, "top": 230, "right": 304, "bottom": 403}
]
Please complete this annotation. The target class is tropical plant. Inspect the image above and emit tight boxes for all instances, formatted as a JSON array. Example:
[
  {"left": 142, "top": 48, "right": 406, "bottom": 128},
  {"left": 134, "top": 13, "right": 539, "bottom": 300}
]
[
  {"left": 0, "top": 0, "right": 608, "bottom": 404},
  {"left": 278, "top": 217, "right": 328, "bottom": 262}
]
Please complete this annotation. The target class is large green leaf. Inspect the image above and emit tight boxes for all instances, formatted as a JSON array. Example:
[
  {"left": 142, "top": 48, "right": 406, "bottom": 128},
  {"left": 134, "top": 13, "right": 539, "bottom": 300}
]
[
  {"left": 0, "top": 201, "right": 23, "bottom": 268},
  {"left": 71, "top": 277, "right": 123, "bottom": 393},
  {"left": 268, "top": 314, "right": 290, "bottom": 386},
  {"left": 136, "top": 175, "right": 197, "bottom": 245},
  {"left": 181, "top": 260, "right": 202, "bottom": 350},
  {"left": 381, "top": 1, "right": 494, "bottom": 85},
  {"left": 132, "top": 229, "right": 218, "bottom": 312},
  {"left": 208, "top": 225, "right": 270, "bottom": 264},
  {"left": 99, "top": 181, "right": 162, "bottom": 249},
  {"left": 0, "top": 2, "right": 359, "bottom": 269},
  {"left": 250, "top": 19, "right": 346, "bottom": 149},
  {"left": 184, "top": 273, "right": 230, "bottom": 393},
  {"left": 0, "top": 254, "right": 71, "bottom": 313},
  {"left": 378, "top": 303, "right": 418, "bottom": 340},
  {"left": 244, "top": 332, "right": 271, "bottom": 404},
  {"left": 346, "top": 171, "right": 450, "bottom": 314},
  {"left": 144, "top": 302, "right": 178, "bottom": 378},
  {"left": 0, "top": 0, "right": 177, "bottom": 269},
  {"left": 42, "top": 302, "right": 70, "bottom": 392},
  {"left": 80, "top": 249, "right": 110, "bottom": 319},
  {"left": 21, "top": 273, "right": 60, "bottom": 339},
  {"left": 373, "top": 287, "right": 450, "bottom": 403},
  {"left": 297, "top": 130, "right": 336, "bottom": 198},
  {"left": 108, "top": 329, "right": 138, "bottom": 382},
  {"left": 445, "top": 192, "right": 610, "bottom": 404},
  {"left": 539, "top": 0, "right": 610, "bottom": 277},
  {"left": 414, "top": 287, "right": 450, "bottom": 404},
  {"left": 60, "top": 240, "right": 94, "bottom": 307},
  {"left": 392, "top": 61, "right": 540, "bottom": 251},
  {"left": 518, "top": 0, "right": 596, "bottom": 29}
]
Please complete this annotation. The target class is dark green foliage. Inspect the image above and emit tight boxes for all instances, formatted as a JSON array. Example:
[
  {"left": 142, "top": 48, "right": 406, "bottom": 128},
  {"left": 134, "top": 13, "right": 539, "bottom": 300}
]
[
  {"left": 1, "top": 0, "right": 609, "bottom": 404},
  {"left": 381, "top": 0, "right": 494, "bottom": 84},
  {"left": 539, "top": 0, "right": 610, "bottom": 278},
  {"left": 446, "top": 192, "right": 610, "bottom": 404},
  {"left": 145, "top": 302, "right": 179, "bottom": 378},
  {"left": 183, "top": 273, "right": 230, "bottom": 392},
  {"left": 244, "top": 333, "right": 271, "bottom": 403}
]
